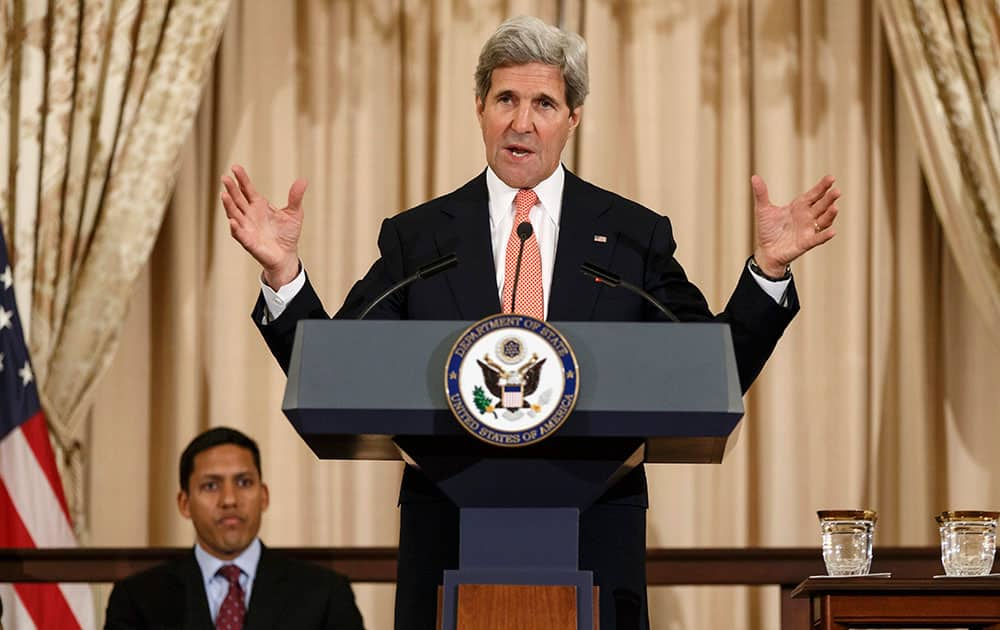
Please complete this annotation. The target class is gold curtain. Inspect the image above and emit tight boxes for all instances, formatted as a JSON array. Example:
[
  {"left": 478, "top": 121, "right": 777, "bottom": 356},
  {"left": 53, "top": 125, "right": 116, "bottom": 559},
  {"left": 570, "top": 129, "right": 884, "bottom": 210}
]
[
  {"left": 87, "top": 1, "right": 1000, "bottom": 629},
  {"left": 0, "top": 0, "right": 231, "bottom": 537},
  {"left": 880, "top": 0, "right": 1000, "bottom": 343}
]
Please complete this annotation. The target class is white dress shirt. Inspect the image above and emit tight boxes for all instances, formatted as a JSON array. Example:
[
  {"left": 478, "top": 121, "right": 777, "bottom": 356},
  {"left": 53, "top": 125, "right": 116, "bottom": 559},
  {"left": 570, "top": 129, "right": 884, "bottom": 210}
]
[
  {"left": 194, "top": 537, "right": 261, "bottom": 622},
  {"left": 486, "top": 165, "right": 563, "bottom": 320}
]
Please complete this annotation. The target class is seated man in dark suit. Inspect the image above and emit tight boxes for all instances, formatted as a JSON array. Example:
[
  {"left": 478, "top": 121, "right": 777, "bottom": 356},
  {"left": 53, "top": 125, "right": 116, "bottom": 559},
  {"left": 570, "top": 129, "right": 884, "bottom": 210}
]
[{"left": 104, "top": 427, "right": 364, "bottom": 629}]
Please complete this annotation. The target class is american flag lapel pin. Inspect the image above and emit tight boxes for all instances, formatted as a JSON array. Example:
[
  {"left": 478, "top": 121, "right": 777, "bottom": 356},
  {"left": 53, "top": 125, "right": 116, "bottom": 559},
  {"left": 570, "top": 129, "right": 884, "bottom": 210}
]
[{"left": 593, "top": 234, "right": 608, "bottom": 243}]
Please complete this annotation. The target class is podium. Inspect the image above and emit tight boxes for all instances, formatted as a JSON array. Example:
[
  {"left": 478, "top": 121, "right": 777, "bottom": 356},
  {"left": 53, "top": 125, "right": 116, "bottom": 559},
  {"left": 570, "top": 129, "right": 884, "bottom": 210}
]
[{"left": 283, "top": 320, "right": 744, "bottom": 630}]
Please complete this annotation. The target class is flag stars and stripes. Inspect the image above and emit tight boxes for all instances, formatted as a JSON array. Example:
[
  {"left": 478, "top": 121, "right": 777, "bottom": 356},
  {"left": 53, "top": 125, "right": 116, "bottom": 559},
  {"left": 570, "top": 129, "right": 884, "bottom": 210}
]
[
  {"left": 1, "top": 223, "right": 94, "bottom": 628},
  {"left": 19, "top": 361, "right": 33, "bottom": 386}
]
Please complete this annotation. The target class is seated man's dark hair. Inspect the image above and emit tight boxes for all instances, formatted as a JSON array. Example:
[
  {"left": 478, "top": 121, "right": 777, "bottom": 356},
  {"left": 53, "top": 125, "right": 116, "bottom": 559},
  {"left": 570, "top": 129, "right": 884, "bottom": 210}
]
[{"left": 178, "top": 427, "right": 262, "bottom": 491}]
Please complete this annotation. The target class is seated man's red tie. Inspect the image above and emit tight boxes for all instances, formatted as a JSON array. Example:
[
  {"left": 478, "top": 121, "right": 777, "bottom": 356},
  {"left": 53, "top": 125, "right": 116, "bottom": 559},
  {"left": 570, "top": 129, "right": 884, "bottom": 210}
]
[{"left": 215, "top": 565, "right": 245, "bottom": 630}]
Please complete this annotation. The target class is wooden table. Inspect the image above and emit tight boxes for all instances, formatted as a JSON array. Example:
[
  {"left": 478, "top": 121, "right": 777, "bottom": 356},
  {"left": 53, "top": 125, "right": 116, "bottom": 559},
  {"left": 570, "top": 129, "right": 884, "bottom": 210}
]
[{"left": 792, "top": 577, "right": 1000, "bottom": 629}]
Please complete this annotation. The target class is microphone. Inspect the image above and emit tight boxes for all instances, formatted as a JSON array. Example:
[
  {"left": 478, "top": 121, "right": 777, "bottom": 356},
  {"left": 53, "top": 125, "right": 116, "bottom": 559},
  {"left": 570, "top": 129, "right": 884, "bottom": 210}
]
[
  {"left": 580, "top": 261, "right": 680, "bottom": 322},
  {"left": 358, "top": 253, "right": 459, "bottom": 319},
  {"left": 507, "top": 221, "right": 533, "bottom": 314}
]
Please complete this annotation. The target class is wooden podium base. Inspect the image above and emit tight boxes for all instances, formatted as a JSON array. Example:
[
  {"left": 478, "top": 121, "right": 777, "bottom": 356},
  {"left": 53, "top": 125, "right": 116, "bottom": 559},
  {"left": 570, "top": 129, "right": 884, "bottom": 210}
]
[{"left": 438, "top": 585, "right": 599, "bottom": 630}]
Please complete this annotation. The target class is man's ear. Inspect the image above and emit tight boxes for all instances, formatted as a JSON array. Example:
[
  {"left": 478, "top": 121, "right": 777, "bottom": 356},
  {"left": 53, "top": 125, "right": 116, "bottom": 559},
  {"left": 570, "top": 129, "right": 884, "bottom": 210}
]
[
  {"left": 177, "top": 489, "right": 191, "bottom": 520},
  {"left": 261, "top": 483, "right": 270, "bottom": 512},
  {"left": 475, "top": 95, "right": 486, "bottom": 125},
  {"left": 568, "top": 106, "right": 582, "bottom": 132}
]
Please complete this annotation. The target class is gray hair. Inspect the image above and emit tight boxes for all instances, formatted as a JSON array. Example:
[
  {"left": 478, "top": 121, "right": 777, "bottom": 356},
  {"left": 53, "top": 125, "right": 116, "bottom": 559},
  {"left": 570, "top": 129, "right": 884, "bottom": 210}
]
[{"left": 475, "top": 16, "right": 589, "bottom": 111}]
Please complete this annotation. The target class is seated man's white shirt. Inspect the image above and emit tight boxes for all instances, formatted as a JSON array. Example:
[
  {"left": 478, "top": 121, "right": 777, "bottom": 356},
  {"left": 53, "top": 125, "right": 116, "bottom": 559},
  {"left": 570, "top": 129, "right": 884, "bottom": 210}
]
[{"left": 195, "top": 537, "right": 261, "bottom": 622}]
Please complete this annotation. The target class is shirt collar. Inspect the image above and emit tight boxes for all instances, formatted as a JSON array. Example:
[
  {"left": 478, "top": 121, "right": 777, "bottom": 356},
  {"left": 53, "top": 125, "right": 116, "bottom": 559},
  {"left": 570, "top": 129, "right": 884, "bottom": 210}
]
[
  {"left": 485, "top": 164, "right": 564, "bottom": 228},
  {"left": 194, "top": 537, "right": 262, "bottom": 586}
]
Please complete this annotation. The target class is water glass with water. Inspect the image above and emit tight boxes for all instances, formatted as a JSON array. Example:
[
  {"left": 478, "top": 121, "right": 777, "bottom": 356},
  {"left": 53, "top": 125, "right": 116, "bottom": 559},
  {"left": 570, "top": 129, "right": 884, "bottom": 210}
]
[
  {"left": 937, "top": 511, "right": 998, "bottom": 577},
  {"left": 818, "top": 510, "right": 876, "bottom": 576}
]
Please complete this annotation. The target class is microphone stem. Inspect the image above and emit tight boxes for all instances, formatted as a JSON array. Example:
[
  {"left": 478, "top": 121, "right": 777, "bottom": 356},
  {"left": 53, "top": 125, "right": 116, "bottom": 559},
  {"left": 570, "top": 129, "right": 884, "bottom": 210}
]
[
  {"left": 618, "top": 278, "right": 680, "bottom": 322},
  {"left": 509, "top": 239, "right": 526, "bottom": 314},
  {"left": 581, "top": 262, "right": 680, "bottom": 322},
  {"left": 358, "top": 274, "right": 418, "bottom": 320},
  {"left": 357, "top": 253, "right": 458, "bottom": 319}
]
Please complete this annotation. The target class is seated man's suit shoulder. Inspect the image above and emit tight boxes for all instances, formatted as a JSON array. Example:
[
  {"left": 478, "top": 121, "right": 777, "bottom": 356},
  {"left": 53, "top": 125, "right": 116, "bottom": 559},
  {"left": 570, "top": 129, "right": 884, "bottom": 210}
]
[
  {"left": 276, "top": 553, "right": 353, "bottom": 586},
  {"left": 111, "top": 558, "right": 185, "bottom": 594},
  {"left": 261, "top": 551, "right": 364, "bottom": 630},
  {"left": 104, "top": 558, "right": 193, "bottom": 629}
]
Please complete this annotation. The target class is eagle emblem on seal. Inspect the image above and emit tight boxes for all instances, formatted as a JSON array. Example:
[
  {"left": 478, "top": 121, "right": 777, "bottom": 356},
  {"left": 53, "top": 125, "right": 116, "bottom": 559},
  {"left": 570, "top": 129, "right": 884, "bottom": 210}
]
[
  {"left": 476, "top": 353, "right": 547, "bottom": 412},
  {"left": 445, "top": 314, "right": 579, "bottom": 447}
]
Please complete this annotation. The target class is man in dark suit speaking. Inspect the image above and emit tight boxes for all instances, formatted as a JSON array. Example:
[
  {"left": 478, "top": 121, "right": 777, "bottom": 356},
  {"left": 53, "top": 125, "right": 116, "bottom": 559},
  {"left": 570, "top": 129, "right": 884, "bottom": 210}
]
[
  {"left": 104, "top": 427, "right": 364, "bottom": 629},
  {"left": 220, "top": 15, "right": 840, "bottom": 630}
]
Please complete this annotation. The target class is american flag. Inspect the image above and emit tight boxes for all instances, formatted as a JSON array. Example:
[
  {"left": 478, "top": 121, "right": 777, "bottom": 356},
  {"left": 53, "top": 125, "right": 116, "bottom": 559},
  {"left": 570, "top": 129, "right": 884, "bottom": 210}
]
[{"left": 0, "top": 224, "right": 93, "bottom": 629}]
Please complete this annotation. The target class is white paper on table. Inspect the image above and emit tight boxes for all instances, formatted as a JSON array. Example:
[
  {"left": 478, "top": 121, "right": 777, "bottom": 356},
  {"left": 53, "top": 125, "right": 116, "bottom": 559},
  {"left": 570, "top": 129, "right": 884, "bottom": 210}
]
[{"left": 808, "top": 572, "right": 892, "bottom": 579}]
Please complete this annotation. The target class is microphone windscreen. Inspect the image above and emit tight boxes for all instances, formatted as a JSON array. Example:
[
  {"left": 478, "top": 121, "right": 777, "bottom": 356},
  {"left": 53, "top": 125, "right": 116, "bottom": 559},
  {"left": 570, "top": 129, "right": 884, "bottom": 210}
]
[
  {"left": 580, "top": 262, "right": 621, "bottom": 287},
  {"left": 516, "top": 221, "right": 533, "bottom": 241},
  {"left": 416, "top": 253, "right": 459, "bottom": 279}
]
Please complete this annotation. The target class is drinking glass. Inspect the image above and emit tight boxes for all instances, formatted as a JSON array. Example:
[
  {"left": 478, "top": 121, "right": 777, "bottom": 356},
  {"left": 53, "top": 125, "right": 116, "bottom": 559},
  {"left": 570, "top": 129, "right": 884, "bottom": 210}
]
[
  {"left": 818, "top": 510, "right": 877, "bottom": 576},
  {"left": 937, "top": 511, "right": 998, "bottom": 577}
]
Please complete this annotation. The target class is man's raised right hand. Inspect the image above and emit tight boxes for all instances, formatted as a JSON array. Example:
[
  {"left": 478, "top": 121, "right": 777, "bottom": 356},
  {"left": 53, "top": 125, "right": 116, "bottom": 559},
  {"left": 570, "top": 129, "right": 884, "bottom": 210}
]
[{"left": 221, "top": 164, "right": 308, "bottom": 289}]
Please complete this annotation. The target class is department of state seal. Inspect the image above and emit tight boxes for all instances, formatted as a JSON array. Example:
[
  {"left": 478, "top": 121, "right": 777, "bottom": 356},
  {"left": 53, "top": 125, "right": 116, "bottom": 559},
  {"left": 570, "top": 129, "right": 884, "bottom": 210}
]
[{"left": 445, "top": 314, "right": 579, "bottom": 447}]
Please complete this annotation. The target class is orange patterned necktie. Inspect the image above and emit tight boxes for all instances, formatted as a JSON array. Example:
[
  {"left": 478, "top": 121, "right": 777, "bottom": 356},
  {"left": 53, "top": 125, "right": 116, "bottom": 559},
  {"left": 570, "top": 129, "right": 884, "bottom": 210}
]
[
  {"left": 215, "top": 565, "right": 245, "bottom": 630},
  {"left": 501, "top": 188, "right": 544, "bottom": 319}
]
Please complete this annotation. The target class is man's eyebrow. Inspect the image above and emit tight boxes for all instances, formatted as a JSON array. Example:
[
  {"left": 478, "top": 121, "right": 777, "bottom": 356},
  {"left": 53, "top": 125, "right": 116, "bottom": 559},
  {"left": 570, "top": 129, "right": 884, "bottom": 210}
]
[
  {"left": 493, "top": 88, "right": 562, "bottom": 105},
  {"left": 196, "top": 470, "right": 254, "bottom": 480}
]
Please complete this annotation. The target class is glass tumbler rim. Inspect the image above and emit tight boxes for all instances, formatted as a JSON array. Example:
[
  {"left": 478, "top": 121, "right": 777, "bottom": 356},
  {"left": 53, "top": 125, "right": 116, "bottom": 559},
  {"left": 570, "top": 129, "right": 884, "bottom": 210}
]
[
  {"left": 818, "top": 509, "right": 877, "bottom": 523},
  {"left": 936, "top": 510, "right": 999, "bottom": 524}
]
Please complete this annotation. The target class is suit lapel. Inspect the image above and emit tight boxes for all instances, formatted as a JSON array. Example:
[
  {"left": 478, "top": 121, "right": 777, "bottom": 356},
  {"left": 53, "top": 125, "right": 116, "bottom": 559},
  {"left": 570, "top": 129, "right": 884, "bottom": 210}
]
[
  {"left": 174, "top": 552, "right": 214, "bottom": 630},
  {"left": 548, "top": 169, "right": 616, "bottom": 320},
  {"left": 435, "top": 172, "right": 502, "bottom": 319},
  {"left": 245, "top": 546, "right": 287, "bottom": 630}
]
